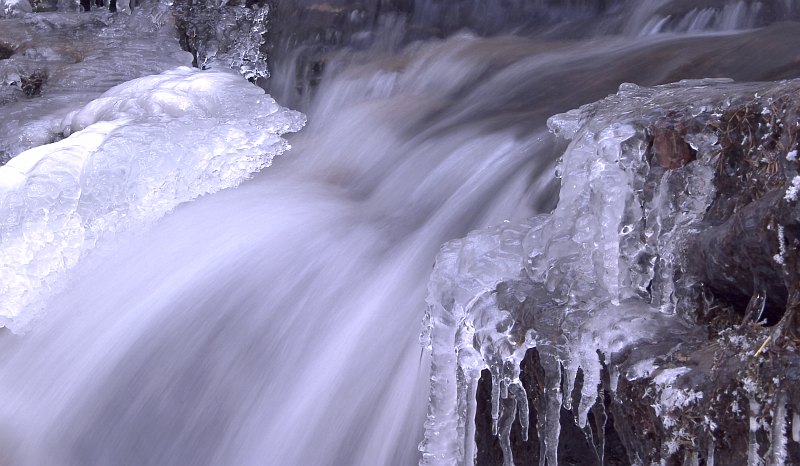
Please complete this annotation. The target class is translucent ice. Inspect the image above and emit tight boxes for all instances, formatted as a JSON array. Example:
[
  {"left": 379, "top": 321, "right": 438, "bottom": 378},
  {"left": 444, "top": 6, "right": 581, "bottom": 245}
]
[
  {"left": 418, "top": 79, "right": 792, "bottom": 466},
  {"left": 172, "top": 0, "right": 270, "bottom": 81},
  {"left": 0, "top": 66, "right": 305, "bottom": 330}
]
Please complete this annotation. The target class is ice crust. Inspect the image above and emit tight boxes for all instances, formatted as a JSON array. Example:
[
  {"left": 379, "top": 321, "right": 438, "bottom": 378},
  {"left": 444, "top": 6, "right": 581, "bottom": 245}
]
[
  {"left": 0, "top": 66, "right": 305, "bottom": 330},
  {"left": 0, "top": 0, "right": 195, "bottom": 158},
  {"left": 419, "top": 79, "right": 793, "bottom": 466}
]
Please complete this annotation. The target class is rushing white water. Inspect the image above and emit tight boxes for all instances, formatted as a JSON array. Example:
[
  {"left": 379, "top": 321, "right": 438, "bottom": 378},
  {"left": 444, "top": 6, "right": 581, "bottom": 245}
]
[
  {"left": 0, "top": 10, "right": 554, "bottom": 464},
  {"left": 1, "top": 1, "right": 800, "bottom": 465}
]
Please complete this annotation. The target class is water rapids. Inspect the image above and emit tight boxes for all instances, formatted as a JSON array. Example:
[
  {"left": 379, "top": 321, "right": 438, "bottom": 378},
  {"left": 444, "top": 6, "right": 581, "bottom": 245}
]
[{"left": 0, "top": 0, "right": 799, "bottom": 464}]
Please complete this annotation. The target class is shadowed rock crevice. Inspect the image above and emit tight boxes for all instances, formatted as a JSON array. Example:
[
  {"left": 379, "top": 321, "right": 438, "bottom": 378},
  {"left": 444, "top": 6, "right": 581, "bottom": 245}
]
[{"left": 0, "top": 43, "right": 13, "bottom": 60}]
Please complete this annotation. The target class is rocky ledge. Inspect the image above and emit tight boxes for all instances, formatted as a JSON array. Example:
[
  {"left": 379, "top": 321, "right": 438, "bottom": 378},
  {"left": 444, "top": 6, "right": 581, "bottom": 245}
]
[{"left": 420, "top": 78, "right": 800, "bottom": 466}]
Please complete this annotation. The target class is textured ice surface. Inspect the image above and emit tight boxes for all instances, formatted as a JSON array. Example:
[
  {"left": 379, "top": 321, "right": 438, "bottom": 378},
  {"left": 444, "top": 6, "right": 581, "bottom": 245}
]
[
  {"left": 0, "top": 1, "right": 195, "bottom": 158},
  {"left": 0, "top": 68, "right": 303, "bottom": 328},
  {"left": 419, "top": 79, "right": 798, "bottom": 466},
  {"left": 0, "top": 0, "right": 304, "bottom": 328},
  {"left": 172, "top": 0, "right": 270, "bottom": 81}
]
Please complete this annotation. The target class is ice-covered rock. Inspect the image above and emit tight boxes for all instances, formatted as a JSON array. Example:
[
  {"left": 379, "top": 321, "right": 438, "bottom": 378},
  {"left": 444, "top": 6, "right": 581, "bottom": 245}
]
[
  {"left": 0, "top": 66, "right": 305, "bottom": 331},
  {"left": 420, "top": 78, "right": 800, "bottom": 465},
  {"left": 0, "top": 0, "right": 31, "bottom": 16},
  {"left": 0, "top": 0, "right": 195, "bottom": 158},
  {"left": 172, "top": 0, "right": 270, "bottom": 82}
]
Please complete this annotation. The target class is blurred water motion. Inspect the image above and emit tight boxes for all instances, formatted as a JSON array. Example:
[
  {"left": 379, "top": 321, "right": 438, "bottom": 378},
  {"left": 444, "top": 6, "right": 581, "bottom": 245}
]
[{"left": 1, "top": 0, "right": 799, "bottom": 465}]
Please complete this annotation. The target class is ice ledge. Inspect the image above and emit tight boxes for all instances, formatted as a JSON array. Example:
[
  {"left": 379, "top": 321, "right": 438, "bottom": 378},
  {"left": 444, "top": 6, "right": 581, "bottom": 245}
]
[
  {"left": 0, "top": 66, "right": 305, "bottom": 331},
  {"left": 421, "top": 78, "right": 800, "bottom": 465}
]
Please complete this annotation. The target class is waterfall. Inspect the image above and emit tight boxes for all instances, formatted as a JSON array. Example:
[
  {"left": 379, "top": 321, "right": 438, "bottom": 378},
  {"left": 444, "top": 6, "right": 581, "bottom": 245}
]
[{"left": 1, "top": 0, "right": 799, "bottom": 465}]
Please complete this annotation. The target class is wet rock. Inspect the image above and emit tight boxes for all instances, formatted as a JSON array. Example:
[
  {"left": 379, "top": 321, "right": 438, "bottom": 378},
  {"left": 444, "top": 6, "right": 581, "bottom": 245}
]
[
  {"left": 0, "top": 43, "right": 13, "bottom": 60},
  {"left": 651, "top": 122, "right": 696, "bottom": 169},
  {"left": 20, "top": 69, "right": 46, "bottom": 97},
  {"left": 464, "top": 81, "right": 800, "bottom": 465}
]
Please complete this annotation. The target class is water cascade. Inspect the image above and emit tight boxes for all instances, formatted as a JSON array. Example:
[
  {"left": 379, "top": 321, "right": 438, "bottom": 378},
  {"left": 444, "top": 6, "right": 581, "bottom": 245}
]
[{"left": 0, "top": 0, "right": 799, "bottom": 465}]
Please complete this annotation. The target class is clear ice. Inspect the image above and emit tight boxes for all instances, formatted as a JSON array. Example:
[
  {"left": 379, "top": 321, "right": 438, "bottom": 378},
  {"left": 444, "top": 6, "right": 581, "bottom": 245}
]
[
  {"left": 419, "top": 78, "right": 800, "bottom": 465},
  {"left": 172, "top": 0, "right": 270, "bottom": 82}
]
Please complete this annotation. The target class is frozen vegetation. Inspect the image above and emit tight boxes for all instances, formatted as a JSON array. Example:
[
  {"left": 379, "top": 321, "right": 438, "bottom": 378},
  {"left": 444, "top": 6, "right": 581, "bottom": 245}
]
[{"left": 421, "top": 78, "right": 800, "bottom": 465}]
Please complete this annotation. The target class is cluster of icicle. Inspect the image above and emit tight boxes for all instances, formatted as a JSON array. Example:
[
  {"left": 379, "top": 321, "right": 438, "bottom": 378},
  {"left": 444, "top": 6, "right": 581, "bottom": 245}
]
[
  {"left": 0, "top": 66, "right": 304, "bottom": 330},
  {"left": 418, "top": 78, "right": 799, "bottom": 466},
  {"left": 171, "top": 0, "right": 270, "bottom": 82}
]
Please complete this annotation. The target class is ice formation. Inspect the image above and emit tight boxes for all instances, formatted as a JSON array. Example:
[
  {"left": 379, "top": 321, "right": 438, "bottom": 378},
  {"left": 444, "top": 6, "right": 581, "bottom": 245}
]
[
  {"left": 0, "top": 0, "right": 195, "bottom": 158},
  {"left": 420, "top": 79, "right": 800, "bottom": 465},
  {"left": 785, "top": 176, "right": 800, "bottom": 202},
  {"left": 0, "top": 66, "right": 305, "bottom": 330},
  {"left": 0, "top": 0, "right": 31, "bottom": 16},
  {"left": 172, "top": 0, "right": 270, "bottom": 82}
]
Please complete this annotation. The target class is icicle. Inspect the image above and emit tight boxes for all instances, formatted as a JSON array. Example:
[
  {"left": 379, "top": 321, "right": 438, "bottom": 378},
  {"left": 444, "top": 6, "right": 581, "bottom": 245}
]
[
  {"left": 541, "top": 354, "right": 562, "bottom": 466},
  {"left": 609, "top": 367, "right": 620, "bottom": 393},
  {"left": 456, "top": 367, "right": 468, "bottom": 462},
  {"left": 498, "top": 396, "right": 517, "bottom": 466},
  {"left": 420, "top": 78, "right": 777, "bottom": 466},
  {"left": 577, "top": 358, "right": 602, "bottom": 428},
  {"left": 591, "top": 395, "right": 608, "bottom": 465},
  {"left": 536, "top": 385, "right": 548, "bottom": 466},
  {"left": 491, "top": 371, "right": 501, "bottom": 436},
  {"left": 543, "top": 393, "right": 561, "bottom": 466},
  {"left": 562, "top": 362, "right": 578, "bottom": 411},
  {"left": 509, "top": 381, "right": 530, "bottom": 442},
  {"left": 792, "top": 412, "right": 800, "bottom": 443},
  {"left": 455, "top": 319, "right": 482, "bottom": 466},
  {"left": 748, "top": 396, "right": 761, "bottom": 466},
  {"left": 707, "top": 439, "right": 715, "bottom": 466},
  {"left": 767, "top": 392, "right": 788, "bottom": 466},
  {"left": 685, "top": 450, "right": 699, "bottom": 466},
  {"left": 463, "top": 374, "right": 480, "bottom": 466}
]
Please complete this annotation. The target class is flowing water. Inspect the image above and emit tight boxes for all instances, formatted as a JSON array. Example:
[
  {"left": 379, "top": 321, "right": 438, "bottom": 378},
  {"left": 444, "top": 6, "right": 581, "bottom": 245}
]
[{"left": 0, "top": 1, "right": 799, "bottom": 465}]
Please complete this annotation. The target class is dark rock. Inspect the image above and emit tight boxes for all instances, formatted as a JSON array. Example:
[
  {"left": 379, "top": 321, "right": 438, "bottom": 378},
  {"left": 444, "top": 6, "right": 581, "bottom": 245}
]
[
  {"left": 471, "top": 83, "right": 800, "bottom": 465},
  {"left": 0, "top": 43, "right": 13, "bottom": 60}
]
